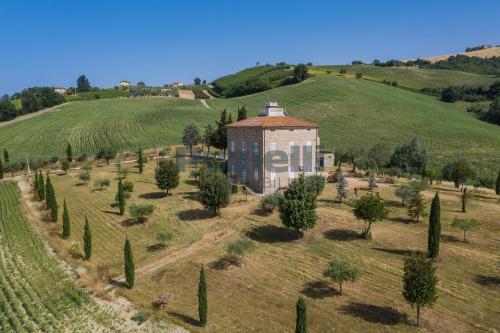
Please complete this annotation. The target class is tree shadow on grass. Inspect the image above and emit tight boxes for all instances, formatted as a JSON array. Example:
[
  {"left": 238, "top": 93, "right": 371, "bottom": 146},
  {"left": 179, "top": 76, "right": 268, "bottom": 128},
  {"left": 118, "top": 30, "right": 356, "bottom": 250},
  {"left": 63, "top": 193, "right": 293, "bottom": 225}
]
[
  {"left": 184, "top": 179, "right": 198, "bottom": 186},
  {"left": 182, "top": 192, "right": 201, "bottom": 202},
  {"left": 109, "top": 279, "right": 128, "bottom": 288},
  {"left": 246, "top": 225, "right": 298, "bottom": 243},
  {"left": 386, "top": 199, "right": 404, "bottom": 208},
  {"left": 474, "top": 275, "right": 500, "bottom": 286},
  {"left": 323, "top": 229, "right": 361, "bottom": 241},
  {"left": 208, "top": 256, "right": 238, "bottom": 270},
  {"left": 388, "top": 216, "right": 414, "bottom": 224},
  {"left": 372, "top": 248, "right": 420, "bottom": 256},
  {"left": 441, "top": 234, "right": 461, "bottom": 243},
  {"left": 120, "top": 218, "right": 141, "bottom": 227},
  {"left": 147, "top": 243, "right": 166, "bottom": 252},
  {"left": 102, "top": 210, "right": 120, "bottom": 216},
  {"left": 177, "top": 209, "right": 213, "bottom": 221},
  {"left": 167, "top": 311, "right": 200, "bottom": 327},
  {"left": 138, "top": 192, "right": 168, "bottom": 200},
  {"left": 301, "top": 281, "right": 338, "bottom": 299},
  {"left": 340, "top": 302, "right": 406, "bottom": 325}
]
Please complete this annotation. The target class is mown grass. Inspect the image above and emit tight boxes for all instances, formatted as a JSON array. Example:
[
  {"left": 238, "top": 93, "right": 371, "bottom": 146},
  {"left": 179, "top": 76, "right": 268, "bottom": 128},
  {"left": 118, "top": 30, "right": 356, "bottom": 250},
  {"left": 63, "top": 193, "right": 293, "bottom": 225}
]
[
  {"left": 311, "top": 64, "right": 498, "bottom": 90},
  {"left": 0, "top": 183, "right": 130, "bottom": 332},
  {"left": 40, "top": 162, "right": 500, "bottom": 332}
]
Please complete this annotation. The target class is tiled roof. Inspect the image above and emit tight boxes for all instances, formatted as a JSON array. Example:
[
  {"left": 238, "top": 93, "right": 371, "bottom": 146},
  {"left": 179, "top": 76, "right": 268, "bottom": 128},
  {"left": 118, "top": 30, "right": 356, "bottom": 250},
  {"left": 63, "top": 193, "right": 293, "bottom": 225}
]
[{"left": 226, "top": 116, "right": 319, "bottom": 128}]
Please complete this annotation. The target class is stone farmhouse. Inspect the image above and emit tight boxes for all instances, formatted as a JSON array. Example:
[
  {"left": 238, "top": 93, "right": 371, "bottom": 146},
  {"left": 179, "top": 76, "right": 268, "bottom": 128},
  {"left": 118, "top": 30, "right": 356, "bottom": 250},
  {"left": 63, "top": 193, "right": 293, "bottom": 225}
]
[
  {"left": 119, "top": 80, "right": 130, "bottom": 88},
  {"left": 53, "top": 87, "right": 66, "bottom": 95},
  {"left": 226, "top": 102, "right": 324, "bottom": 194}
]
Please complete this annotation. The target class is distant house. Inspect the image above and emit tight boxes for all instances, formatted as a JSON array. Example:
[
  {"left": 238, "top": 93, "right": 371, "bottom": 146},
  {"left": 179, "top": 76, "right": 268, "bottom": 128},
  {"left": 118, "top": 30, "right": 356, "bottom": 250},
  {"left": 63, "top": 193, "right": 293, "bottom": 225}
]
[
  {"left": 226, "top": 102, "right": 321, "bottom": 194},
  {"left": 120, "top": 80, "right": 130, "bottom": 88},
  {"left": 170, "top": 81, "right": 184, "bottom": 87},
  {"left": 54, "top": 87, "right": 66, "bottom": 95}
]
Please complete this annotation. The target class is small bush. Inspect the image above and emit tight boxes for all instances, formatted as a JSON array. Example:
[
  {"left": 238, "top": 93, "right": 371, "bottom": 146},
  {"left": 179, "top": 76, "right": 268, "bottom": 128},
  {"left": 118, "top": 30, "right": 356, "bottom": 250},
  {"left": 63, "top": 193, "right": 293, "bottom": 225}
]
[
  {"left": 260, "top": 192, "right": 283, "bottom": 213},
  {"left": 79, "top": 172, "right": 91, "bottom": 183},
  {"left": 152, "top": 292, "right": 174, "bottom": 311},
  {"left": 122, "top": 179, "right": 134, "bottom": 192},
  {"left": 94, "top": 178, "right": 110, "bottom": 191},
  {"left": 305, "top": 175, "right": 326, "bottom": 196},
  {"left": 68, "top": 241, "right": 81, "bottom": 259},
  {"left": 131, "top": 311, "right": 150, "bottom": 325},
  {"left": 129, "top": 204, "right": 155, "bottom": 223}
]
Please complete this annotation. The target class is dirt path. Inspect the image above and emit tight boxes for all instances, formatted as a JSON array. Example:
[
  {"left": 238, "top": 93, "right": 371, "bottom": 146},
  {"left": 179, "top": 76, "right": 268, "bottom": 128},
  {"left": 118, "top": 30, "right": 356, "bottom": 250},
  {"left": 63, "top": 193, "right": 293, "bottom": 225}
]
[
  {"left": 15, "top": 177, "right": 188, "bottom": 333},
  {"left": 200, "top": 99, "right": 210, "bottom": 109}
]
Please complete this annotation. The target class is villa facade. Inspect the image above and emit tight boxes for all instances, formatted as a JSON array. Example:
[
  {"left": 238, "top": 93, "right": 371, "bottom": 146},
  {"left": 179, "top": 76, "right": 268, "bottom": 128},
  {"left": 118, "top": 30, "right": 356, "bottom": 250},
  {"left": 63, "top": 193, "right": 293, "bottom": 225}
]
[{"left": 226, "top": 102, "right": 320, "bottom": 194}]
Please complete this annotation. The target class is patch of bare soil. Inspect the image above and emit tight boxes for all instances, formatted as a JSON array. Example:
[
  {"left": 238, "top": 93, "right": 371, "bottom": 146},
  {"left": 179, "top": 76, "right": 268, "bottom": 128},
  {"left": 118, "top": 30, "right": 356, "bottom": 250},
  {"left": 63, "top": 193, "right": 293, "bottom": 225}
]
[{"left": 177, "top": 90, "right": 195, "bottom": 99}]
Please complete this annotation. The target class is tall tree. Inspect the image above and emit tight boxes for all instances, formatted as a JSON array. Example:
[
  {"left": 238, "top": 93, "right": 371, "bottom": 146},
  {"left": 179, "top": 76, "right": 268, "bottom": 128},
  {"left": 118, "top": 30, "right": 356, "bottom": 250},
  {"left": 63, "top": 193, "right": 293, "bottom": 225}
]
[
  {"left": 3, "top": 149, "right": 9, "bottom": 162},
  {"left": 182, "top": 123, "right": 201, "bottom": 156},
  {"left": 76, "top": 75, "right": 91, "bottom": 93},
  {"left": 83, "top": 217, "right": 92, "bottom": 260},
  {"left": 353, "top": 193, "right": 388, "bottom": 239},
  {"left": 45, "top": 174, "right": 54, "bottom": 209},
  {"left": 62, "top": 199, "right": 70, "bottom": 239},
  {"left": 202, "top": 124, "right": 214, "bottom": 157},
  {"left": 212, "top": 109, "right": 231, "bottom": 157},
  {"left": 0, "top": 159, "right": 3, "bottom": 180},
  {"left": 390, "top": 138, "right": 427, "bottom": 175},
  {"left": 237, "top": 105, "right": 248, "bottom": 121},
  {"left": 124, "top": 237, "right": 135, "bottom": 289},
  {"left": 367, "top": 143, "right": 391, "bottom": 176},
  {"left": 408, "top": 191, "right": 426, "bottom": 222},
  {"left": 402, "top": 253, "right": 438, "bottom": 326},
  {"left": 66, "top": 142, "right": 73, "bottom": 162},
  {"left": 49, "top": 180, "right": 58, "bottom": 222},
  {"left": 0, "top": 100, "right": 17, "bottom": 121},
  {"left": 461, "top": 187, "right": 467, "bottom": 213},
  {"left": 293, "top": 64, "right": 309, "bottom": 83},
  {"left": 194, "top": 77, "right": 201, "bottom": 85},
  {"left": 295, "top": 297, "right": 307, "bottom": 333},
  {"left": 37, "top": 171, "right": 45, "bottom": 201},
  {"left": 198, "top": 169, "right": 231, "bottom": 216},
  {"left": 155, "top": 159, "right": 180, "bottom": 195},
  {"left": 138, "top": 148, "right": 144, "bottom": 174},
  {"left": 427, "top": 193, "right": 441, "bottom": 258},
  {"left": 278, "top": 174, "right": 317, "bottom": 236},
  {"left": 96, "top": 147, "right": 117, "bottom": 165},
  {"left": 198, "top": 265, "right": 207, "bottom": 327},
  {"left": 117, "top": 178, "right": 126, "bottom": 215}
]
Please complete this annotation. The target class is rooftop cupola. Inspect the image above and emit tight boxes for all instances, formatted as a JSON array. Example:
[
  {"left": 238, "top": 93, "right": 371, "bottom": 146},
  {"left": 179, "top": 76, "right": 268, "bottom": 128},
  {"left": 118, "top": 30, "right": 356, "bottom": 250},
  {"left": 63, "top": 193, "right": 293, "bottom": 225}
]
[{"left": 258, "top": 101, "right": 287, "bottom": 117}]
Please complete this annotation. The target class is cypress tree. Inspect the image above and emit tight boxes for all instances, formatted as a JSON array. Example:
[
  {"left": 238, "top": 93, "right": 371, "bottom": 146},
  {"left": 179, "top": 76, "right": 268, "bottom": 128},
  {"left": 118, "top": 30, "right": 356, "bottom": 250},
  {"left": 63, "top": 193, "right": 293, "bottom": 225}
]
[
  {"left": 462, "top": 187, "right": 467, "bottom": 213},
  {"left": 296, "top": 297, "right": 307, "bottom": 333},
  {"left": 3, "top": 149, "right": 9, "bottom": 162},
  {"left": 138, "top": 148, "right": 144, "bottom": 174},
  {"left": 427, "top": 193, "right": 441, "bottom": 258},
  {"left": 62, "top": 199, "right": 70, "bottom": 239},
  {"left": 45, "top": 175, "right": 54, "bottom": 211},
  {"left": 0, "top": 159, "right": 3, "bottom": 179},
  {"left": 198, "top": 264, "right": 207, "bottom": 326},
  {"left": 83, "top": 217, "right": 92, "bottom": 260},
  {"left": 117, "top": 178, "right": 125, "bottom": 215},
  {"left": 124, "top": 237, "right": 135, "bottom": 289},
  {"left": 496, "top": 171, "right": 500, "bottom": 195},
  {"left": 66, "top": 142, "right": 73, "bottom": 162},
  {"left": 49, "top": 180, "right": 58, "bottom": 222},
  {"left": 33, "top": 170, "right": 39, "bottom": 193},
  {"left": 38, "top": 171, "right": 45, "bottom": 201}
]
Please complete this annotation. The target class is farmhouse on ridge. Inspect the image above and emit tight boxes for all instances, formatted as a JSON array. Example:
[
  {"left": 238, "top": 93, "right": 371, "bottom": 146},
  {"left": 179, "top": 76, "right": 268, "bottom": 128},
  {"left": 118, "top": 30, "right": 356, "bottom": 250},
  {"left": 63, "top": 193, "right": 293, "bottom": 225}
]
[
  {"left": 119, "top": 80, "right": 130, "bottom": 88},
  {"left": 226, "top": 101, "right": 323, "bottom": 194},
  {"left": 53, "top": 87, "right": 66, "bottom": 94}
]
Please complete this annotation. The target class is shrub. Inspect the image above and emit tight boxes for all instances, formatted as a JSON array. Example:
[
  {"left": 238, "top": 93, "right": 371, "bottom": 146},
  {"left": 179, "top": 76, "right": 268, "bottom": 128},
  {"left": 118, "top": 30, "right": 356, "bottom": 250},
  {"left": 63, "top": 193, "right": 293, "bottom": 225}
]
[
  {"left": 152, "top": 293, "right": 174, "bottom": 311},
  {"left": 395, "top": 184, "right": 413, "bottom": 205},
  {"left": 79, "top": 171, "right": 91, "bottom": 183},
  {"left": 260, "top": 192, "right": 283, "bottom": 213},
  {"left": 355, "top": 72, "right": 363, "bottom": 79},
  {"left": 226, "top": 238, "right": 255, "bottom": 266},
  {"left": 451, "top": 218, "right": 479, "bottom": 242},
  {"left": 122, "top": 179, "right": 134, "bottom": 192},
  {"left": 131, "top": 311, "right": 149, "bottom": 325},
  {"left": 304, "top": 175, "right": 326, "bottom": 196},
  {"left": 94, "top": 178, "right": 110, "bottom": 191},
  {"left": 199, "top": 170, "right": 231, "bottom": 216},
  {"left": 155, "top": 159, "right": 180, "bottom": 195},
  {"left": 353, "top": 193, "right": 388, "bottom": 239},
  {"left": 129, "top": 204, "right": 155, "bottom": 223}
]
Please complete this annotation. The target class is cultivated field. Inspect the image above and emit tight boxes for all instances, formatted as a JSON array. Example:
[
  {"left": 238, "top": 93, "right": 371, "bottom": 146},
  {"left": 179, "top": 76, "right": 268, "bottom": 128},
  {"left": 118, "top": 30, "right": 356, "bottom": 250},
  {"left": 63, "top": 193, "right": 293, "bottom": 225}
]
[
  {"left": 0, "top": 183, "right": 142, "bottom": 332},
  {"left": 310, "top": 65, "right": 498, "bottom": 90},
  {"left": 1, "top": 76, "right": 499, "bottom": 174},
  {"left": 35, "top": 159, "right": 500, "bottom": 332},
  {"left": 421, "top": 46, "right": 500, "bottom": 63}
]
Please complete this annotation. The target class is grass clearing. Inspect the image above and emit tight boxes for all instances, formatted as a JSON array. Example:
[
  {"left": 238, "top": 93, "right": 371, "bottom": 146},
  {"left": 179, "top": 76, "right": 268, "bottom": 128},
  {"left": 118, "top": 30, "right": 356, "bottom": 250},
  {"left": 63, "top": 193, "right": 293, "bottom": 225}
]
[{"left": 36, "top": 160, "right": 500, "bottom": 332}]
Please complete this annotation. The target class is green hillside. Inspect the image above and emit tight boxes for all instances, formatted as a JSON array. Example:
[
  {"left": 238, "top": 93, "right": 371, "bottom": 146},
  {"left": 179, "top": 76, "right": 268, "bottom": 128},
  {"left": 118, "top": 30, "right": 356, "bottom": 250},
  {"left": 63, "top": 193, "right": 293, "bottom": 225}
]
[
  {"left": 0, "top": 75, "right": 499, "bottom": 172},
  {"left": 209, "top": 75, "right": 500, "bottom": 171},
  {"left": 311, "top": 65, "right": 498, "bottom": 91}
]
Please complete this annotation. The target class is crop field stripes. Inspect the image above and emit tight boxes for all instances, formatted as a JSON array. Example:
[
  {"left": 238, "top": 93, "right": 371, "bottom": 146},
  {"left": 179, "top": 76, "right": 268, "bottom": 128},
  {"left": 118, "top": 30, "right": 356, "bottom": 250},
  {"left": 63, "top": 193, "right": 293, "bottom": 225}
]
[{"left": 0, "top": 184, "right": 139, "bottom": 332}]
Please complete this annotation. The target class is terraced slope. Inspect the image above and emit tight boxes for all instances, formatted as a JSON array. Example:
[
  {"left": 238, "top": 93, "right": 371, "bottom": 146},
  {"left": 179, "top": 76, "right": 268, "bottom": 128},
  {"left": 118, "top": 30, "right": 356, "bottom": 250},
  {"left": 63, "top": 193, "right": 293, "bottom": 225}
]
[{"left": 0, "top": 184, "right": 127, "bottom": 332}]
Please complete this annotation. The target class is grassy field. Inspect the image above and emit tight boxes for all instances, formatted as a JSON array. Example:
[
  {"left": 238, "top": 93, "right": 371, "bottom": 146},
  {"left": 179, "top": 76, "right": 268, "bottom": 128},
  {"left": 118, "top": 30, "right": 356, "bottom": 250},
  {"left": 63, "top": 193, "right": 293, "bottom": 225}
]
[
  {"left": 209, "top": 75, "right": 500, "bottom": 173},
  {"left": 38, "top": 160, "right": 500, "bottom": 332},
  {"left": 0, "top": 75, "right": 499, "bottom": 173},
  {"left": 0, "top": 183, "right": 137, "bottom": 332},
  {"left": 310, "top": 65, "right": 498, "bottom": 90}
]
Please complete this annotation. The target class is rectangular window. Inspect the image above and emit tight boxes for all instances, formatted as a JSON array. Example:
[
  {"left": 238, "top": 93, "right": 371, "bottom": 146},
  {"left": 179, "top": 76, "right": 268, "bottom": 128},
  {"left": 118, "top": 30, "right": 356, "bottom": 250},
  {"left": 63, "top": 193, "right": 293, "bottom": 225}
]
[
  {"left": 271, "top": 167, "right": 276, "bottom": 180},
  {"left": 270, "top": 142, "right": 276, "bottom": 152},
  {"left": 230, "top": 140, "right": 235, "bottom": 153},
  {"left": 231, "top": 164, "right": 236, "bottom": 176},
  {"left": 254, "top": 168, "right": 259, "bottom": 181},
  {"left": 242, "top": 168, "right": 247, "bottom": 182},
  {"left": 241, "top": 141, "right": 246, "bottom": 153},
  {"left": 253, "top": 142, "right": 259, "bottom": 155},
  {"left": 306, "top": 141, "right": 312, "bottom": 153}
]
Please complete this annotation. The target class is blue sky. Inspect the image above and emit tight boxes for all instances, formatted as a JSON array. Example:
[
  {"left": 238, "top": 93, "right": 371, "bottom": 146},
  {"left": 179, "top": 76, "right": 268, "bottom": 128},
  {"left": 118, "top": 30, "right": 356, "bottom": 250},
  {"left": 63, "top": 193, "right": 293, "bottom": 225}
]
[{"left": 1, "top": 0, "right": 499, "bottom": 95}]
